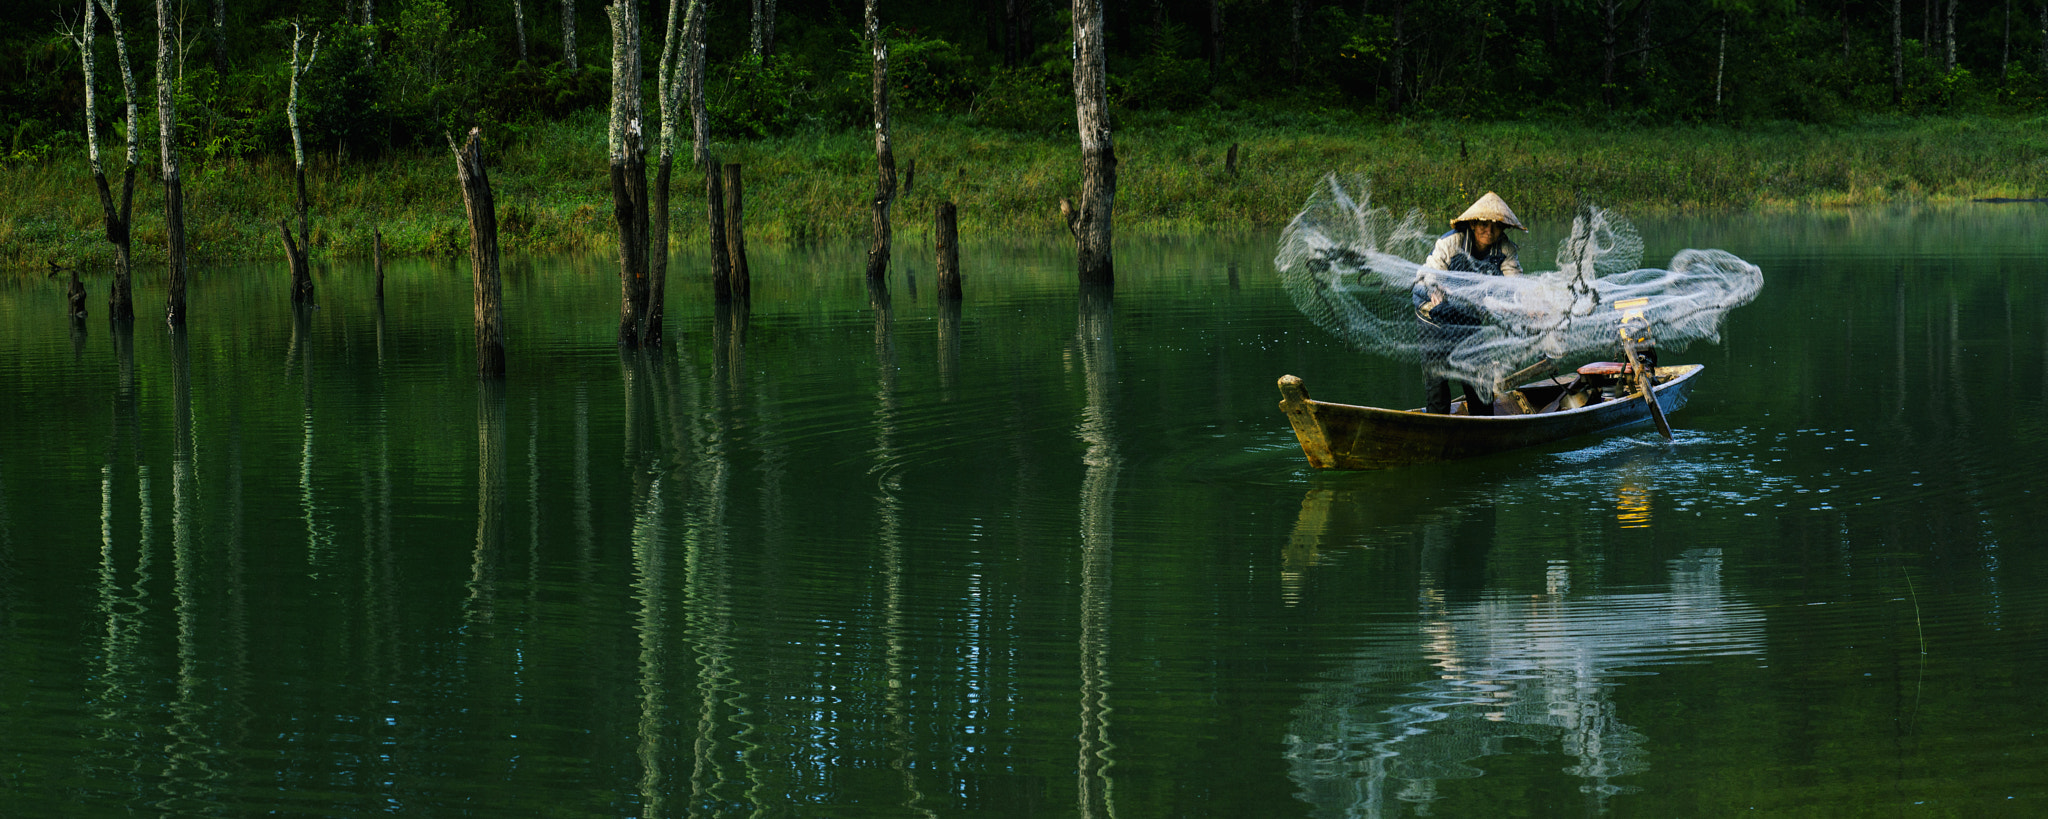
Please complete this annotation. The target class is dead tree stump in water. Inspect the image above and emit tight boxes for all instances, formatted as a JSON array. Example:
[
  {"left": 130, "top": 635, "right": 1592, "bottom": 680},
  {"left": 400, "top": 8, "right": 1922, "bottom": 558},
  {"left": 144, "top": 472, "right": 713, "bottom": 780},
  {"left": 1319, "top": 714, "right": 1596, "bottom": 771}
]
[
  {"left": 936, "top": 201, "right": 961, "bottom": 301},
  {"left": 67, "top": 270, "right": 88, "bottom": 319},
  {"left": 707, "top": 158, "right": 736, "bottom": 302},
  {"left": 452, "top": 129, "right": 505, "bottom": 378},
  {"left": 373, "top": 227, "right": 385, "bottom": 301},
  {"left": 723, "top": 163, "right": 751, "bottom": 302}
]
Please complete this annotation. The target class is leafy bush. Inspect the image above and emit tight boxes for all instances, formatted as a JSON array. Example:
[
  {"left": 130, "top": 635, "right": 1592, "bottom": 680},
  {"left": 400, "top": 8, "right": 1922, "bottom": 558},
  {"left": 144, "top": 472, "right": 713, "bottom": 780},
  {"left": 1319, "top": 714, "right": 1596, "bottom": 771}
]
[
  {"left": 972, "top": 63, "right": 1072, "bottom": 133},
  {"left": 711, "top": 54, "right": 826, "bottom": 139}
]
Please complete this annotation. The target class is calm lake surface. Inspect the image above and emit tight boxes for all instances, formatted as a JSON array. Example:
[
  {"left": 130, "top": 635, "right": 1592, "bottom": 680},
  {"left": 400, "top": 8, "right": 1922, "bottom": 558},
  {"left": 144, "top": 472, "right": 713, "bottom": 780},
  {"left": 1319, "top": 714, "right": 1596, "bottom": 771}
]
[{"left": 3, "top": 205, "right": 2045, "bottom": 817}]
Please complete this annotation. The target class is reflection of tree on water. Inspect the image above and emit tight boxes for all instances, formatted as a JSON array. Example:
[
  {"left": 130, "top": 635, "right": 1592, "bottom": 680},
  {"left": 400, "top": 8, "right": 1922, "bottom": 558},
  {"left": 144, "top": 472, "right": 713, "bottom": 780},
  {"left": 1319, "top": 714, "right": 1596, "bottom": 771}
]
[
  {"left": 1075, "top": 286, "right": 1118, "bottom": 818},
  {"left": 1286, "top": 540, "right": 1763, "bottom": 818}
]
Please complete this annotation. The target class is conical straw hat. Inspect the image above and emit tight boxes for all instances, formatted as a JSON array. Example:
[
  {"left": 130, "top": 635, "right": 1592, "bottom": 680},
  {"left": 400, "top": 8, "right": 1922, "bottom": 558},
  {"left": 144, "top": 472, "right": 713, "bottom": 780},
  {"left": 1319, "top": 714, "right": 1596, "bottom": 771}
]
[{"left": 1451, "top": 191, "right": 1525, "bottom": 230}]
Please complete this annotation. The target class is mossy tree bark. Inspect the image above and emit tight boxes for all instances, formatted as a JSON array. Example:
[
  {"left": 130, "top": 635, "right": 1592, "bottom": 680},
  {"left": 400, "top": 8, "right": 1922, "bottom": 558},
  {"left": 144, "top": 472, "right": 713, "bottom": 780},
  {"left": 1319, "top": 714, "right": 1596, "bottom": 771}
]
[
  {"left": 1071, "top": 0, "right": 1116, "bottom": 288},
  {"left": 157, "top": 0, "right": 189, "bottom": 326},
  {"left": 647, "top": 0, "right": 700, "bottom": 347},
  {"left": 750, "top": 0, "right": 776, "bottom": 57},
  {"left": 608, "top": 0, "right": 650, "bottom": 348},
  {"left": 561, "top": 0, "right": 577, "bottom": 71},
  {"left": 865, "top": 0, "right": 894, "bottom": 285},
  {"left": 76, "top": 0, "right": 141, "bottom": 322}
]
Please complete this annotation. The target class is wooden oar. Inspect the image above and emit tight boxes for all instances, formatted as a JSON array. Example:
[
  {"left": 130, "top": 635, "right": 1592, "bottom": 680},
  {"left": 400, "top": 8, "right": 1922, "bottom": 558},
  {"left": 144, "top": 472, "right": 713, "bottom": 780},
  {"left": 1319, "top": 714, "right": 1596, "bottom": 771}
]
[{"left": 1615, "top": 299, "right": 1674, "bottom": 441}]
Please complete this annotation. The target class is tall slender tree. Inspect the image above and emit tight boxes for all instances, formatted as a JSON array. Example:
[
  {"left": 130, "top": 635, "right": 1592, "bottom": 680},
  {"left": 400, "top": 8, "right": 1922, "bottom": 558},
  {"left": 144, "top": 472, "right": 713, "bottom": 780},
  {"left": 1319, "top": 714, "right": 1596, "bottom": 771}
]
[
  {"left": 608, "top": 0, "right": 649, "bottom": 347},
  {"left": 514, "top": 0, "right": 529, "bottom": 63},
  {"left": 76, "top": 0, "right": 142, "bottom": 322},
  {"left": 866, "top": 0, "right": 895, "bottom": 284},
  {"left": 1070, "top": 0, "right": 1115, "bottom": 287},
  {"left": 648, "top": 0, "right": 701, "bottom": 346},
  {"left": 562, "top": 0, "right": 578, "bottom": 71},
  {"left": 281, "top": 21, "right": 321, "bottom": 307},
  {"left": 751, "top": 0, "right": 776, "bottom": 57},
  {"left": 157, "top": 0, "right": 189, "bottom": 326}
]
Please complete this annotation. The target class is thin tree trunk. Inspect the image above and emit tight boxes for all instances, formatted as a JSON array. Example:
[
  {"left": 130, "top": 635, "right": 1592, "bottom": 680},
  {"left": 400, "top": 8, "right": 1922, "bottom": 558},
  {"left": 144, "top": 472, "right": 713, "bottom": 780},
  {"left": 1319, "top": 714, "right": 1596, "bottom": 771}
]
[
  {"left": 1289, "top": 0, "right": 1303, "bottom": 76},
  {"left": 1208, "top": 0, "right": 1224, "bottom": 73},
  {"left": 608, "top": 0, "right": 649, "bottom": 348},
  {"left": 724, "top": 163, "right": 751, "bottom": 298},
  {"left": 1390, "top": 0, "right": 1407, "bottom": 113},
  {"left": 209, "top": 0, "right": 225, "bottom": 76},
  {"left": 1945, "top": 0, "right": 1956, "bottom": 71},
  {"left": 514, "top": 0, "right": 529, "bottom": 63},
  {"left": 158, "top": 0, "right": 188, "bottom": 326},
  {"left": 1003, "top": 0, "right": 1026, "bottom": 67},
  {"left": 82, "top": 0, "right": 141, "bottom": 321},
  {"left": 866, "top": 0, "right": 895, "bottom": 284},
  {"left": 1072, "top": 0, "right": 1116, "bottom": 287},
  {"left": 1715, "top": 22, "right": 1726, "bottom": 109},
  {"left": 1892, "top": 0, "right": 1903, "bottom": 105},
  {"left": 285, "top": 22, "right": 321, "bottom": 307},
  {"left": 936, "top": 201, "right": 961, "bottom": 300},
  {"left": 751, "top": 0, "right": 777, "bottom": 57},
  {"left": 2002, "top": 0, "right": 2012, "bottom": 77},
  {"left": 648, "top": 0, "right": 697, "bottom": 346},
  {"left": 562, "top": 0, "right": 578, "bottom": 71},
  {"left": 452, "top": 129, "right": 504, "bottom": 377},
  {"left": 361, "top": 0, "right": 377, "bottom": 63}
]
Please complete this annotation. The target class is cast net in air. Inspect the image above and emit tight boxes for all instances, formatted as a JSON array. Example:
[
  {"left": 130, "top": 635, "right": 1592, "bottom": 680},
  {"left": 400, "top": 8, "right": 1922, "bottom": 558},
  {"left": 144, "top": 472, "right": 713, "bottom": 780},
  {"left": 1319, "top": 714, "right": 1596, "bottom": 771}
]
[{"left": 1273, "top": 175, "right": 1764, "bottom": 397}]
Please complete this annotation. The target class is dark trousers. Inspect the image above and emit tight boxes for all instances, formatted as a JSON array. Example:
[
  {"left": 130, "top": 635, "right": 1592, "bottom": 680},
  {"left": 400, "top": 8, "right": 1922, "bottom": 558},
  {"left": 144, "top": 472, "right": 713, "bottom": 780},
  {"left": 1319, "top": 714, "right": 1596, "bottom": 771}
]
[{"left": 1420, "top": 317, "right": 1492, "bottom": 415}]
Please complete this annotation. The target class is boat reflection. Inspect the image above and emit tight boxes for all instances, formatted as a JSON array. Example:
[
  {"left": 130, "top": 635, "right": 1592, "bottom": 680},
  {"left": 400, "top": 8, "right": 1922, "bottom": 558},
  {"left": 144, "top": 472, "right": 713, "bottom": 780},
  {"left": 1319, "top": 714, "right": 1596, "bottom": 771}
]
[{"left": 1285, "top": 547, "right": 1763, "bottom": 816}]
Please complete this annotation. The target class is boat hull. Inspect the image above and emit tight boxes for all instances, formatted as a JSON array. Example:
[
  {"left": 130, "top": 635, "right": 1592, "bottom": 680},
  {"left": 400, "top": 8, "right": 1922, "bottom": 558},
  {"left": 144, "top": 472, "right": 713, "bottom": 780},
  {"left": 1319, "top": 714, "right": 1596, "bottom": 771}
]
[{"left": 1276, "top": 365, "right": 1703, "bottom": 469}]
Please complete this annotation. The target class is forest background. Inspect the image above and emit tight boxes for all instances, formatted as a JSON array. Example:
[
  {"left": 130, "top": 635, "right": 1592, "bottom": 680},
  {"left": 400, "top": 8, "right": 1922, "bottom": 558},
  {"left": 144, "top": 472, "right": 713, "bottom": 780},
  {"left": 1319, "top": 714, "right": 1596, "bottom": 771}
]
[{"left": 3, "top": 0, "right": 2047, "bottom": 271}]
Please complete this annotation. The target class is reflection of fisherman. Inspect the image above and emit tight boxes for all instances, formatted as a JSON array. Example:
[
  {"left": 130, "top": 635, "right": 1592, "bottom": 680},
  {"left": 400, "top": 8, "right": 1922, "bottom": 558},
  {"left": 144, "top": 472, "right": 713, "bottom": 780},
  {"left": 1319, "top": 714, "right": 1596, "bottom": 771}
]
[{"left": 1415, "top": 192, "right": 1525, "bottom": 414}]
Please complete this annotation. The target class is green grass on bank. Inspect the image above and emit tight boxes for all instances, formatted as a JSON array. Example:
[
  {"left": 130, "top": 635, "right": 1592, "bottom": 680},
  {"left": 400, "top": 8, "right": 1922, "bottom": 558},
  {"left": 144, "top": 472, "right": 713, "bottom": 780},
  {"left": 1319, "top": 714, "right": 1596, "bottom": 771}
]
[{"left": 5, "top": 111, "right": 2047, "bottom": 274}]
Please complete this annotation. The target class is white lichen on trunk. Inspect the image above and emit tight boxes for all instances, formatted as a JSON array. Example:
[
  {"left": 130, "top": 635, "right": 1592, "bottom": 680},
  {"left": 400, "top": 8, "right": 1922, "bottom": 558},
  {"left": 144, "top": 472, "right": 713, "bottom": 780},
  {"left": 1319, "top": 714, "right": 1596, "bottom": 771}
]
[{"left": 288, "top": 22, "right": 322, "bottom": 172}]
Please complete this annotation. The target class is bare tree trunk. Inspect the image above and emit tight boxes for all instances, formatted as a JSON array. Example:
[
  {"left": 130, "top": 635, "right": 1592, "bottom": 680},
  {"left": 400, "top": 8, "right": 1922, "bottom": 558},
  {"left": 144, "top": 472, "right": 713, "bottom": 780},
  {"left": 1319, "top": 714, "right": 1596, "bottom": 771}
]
[
  {"left": 648, "top": 0, "right": 697, "bottom": 346},
  {"left": 1599, "top": 0, "right": 1620, "bottom": 109},
  {"left": 80, "top": 0, "right": 141, "bottom": 322},
  {"left": 452, "top": 129, "right": 504, "bottom": 378},
  {"left": 1071, "top": 0, "right": 1115, "bottom": 287},
  {"left": 361, "top": 0, "right": 377, "bottom": 63},
  {"left": 2002, "top": 0, "right": 2012, "bottom": 77},
  {"left": 158, "top": 0, "right": 188, "bottom": 326},
  {"left": 209, "top": 0, "right": 225, "bottom": 76},
  {"left": 1208, "top": 0, "right": 1224, "bottom": 73},
  {"left": 1289, "top": 0, "right": 1303, "bottom": 76},
  {"left": 1892, "top": 0, "right": 1903, "bottom": 105},
  {"left": 936, "top": 201, "right": 960, "bottom": 300},
  {"left": 751, "top": 0, "right": 777, "bottom": 57},
  {"left": 1003, "top": 0, "right": 1027, "bottom": 67},
  {"left": 1715, "top": 21, "right": 1726, "bottom": 109},
  {"left": 866, "top": 0, "right": 895, "bottom": 284},
  {"left": 608, "top": 0, "right": 649, "bottom": 348},
  {"left": 514, "top": 0, "right": 529, "bottom": 63},
  {"left": 724, "top": 163, "right": 751, "bottom": 298},
  {"left": 1390, "top": 0, "right": 1407, "bottom": 113},
  {"left": 1945, "top": 0, "right": 1956, "bottom": 71},
  {"left": 562, "top": 0, "right": 578, "bottom": 71},
  {"left": 682, "top": 0, "right": 733, "bottom": 302},
  {"left": 284, "top": 22, "right": 322, "bottom": 307}
]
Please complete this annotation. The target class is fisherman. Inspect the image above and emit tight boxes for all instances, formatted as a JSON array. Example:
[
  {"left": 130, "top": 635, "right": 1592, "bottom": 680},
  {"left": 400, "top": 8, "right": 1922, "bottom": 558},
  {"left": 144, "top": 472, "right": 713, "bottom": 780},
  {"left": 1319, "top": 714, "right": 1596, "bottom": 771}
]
[{"left": 1416, "top": 191, "right": 1525, "bottom": 414}]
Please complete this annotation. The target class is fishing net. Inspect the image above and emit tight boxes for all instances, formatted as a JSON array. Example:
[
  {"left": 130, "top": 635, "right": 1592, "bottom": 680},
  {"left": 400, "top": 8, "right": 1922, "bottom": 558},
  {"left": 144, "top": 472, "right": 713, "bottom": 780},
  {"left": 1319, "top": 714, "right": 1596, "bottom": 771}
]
[{"left": 1274, "top": 175, "right": 1764, "bottom": 397}]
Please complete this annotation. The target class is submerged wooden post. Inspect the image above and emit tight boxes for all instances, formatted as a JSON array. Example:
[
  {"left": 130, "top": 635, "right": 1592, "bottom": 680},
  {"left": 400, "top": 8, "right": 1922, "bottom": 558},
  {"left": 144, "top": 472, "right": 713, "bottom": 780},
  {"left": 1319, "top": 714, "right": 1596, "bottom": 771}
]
[
  {"left": 723, "top": 162, "right": 751, "bottom": 301},
  {"left": 452, "top": 128, "right": 505, "bottom": 378},
  {"left": 935, "top": 201, "right": 961, "bottom": 301},
  {"left": 373, "top": 226, "right": 385, "bottom": 301}
]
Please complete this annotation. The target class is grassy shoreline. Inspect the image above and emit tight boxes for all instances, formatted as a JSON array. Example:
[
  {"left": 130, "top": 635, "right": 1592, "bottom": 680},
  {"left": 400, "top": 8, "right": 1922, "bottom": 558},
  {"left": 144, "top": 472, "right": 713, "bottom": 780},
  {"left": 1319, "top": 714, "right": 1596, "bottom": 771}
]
[{"left": 4, "top": 112, "right": 2045, "bottom": 275}]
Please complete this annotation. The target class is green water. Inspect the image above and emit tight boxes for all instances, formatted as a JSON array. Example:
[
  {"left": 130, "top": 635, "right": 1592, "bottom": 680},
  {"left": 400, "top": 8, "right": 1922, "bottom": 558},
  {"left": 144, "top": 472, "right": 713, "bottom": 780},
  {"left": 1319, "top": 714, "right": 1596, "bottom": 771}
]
[{"left": 2, "top": 206, "right": 2045, "bottom": 817}]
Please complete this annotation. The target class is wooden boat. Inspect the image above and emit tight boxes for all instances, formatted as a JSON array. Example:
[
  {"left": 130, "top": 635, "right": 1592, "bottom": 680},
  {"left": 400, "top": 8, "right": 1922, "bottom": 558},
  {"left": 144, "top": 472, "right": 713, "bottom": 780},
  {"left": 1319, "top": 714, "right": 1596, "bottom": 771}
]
[{"left": 1276, "top": 363, "right": 1704, "bottom": 469}]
